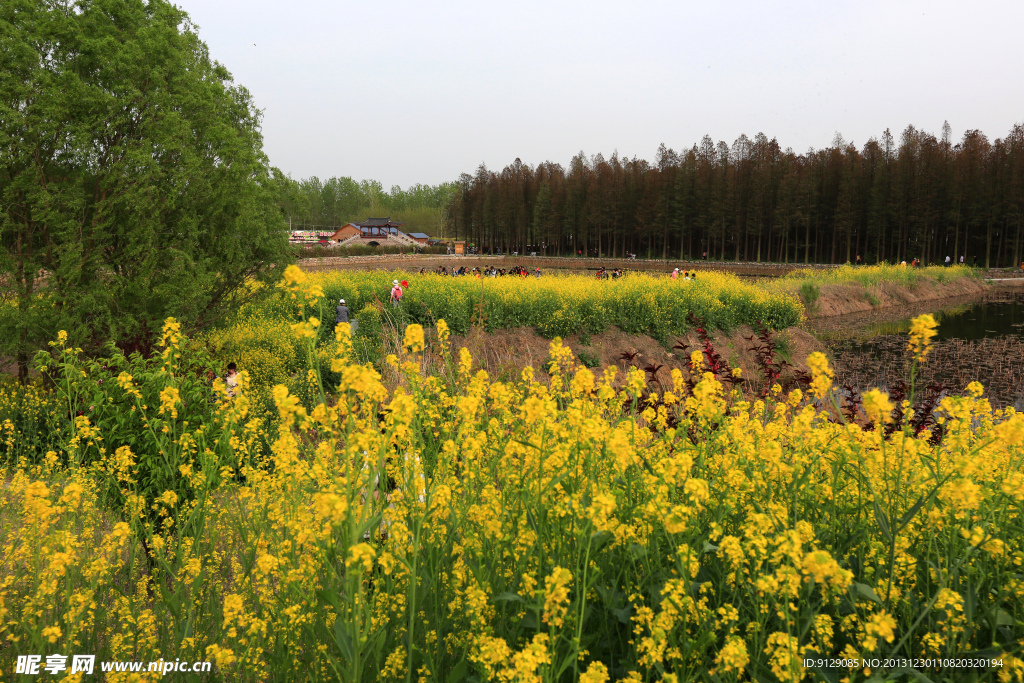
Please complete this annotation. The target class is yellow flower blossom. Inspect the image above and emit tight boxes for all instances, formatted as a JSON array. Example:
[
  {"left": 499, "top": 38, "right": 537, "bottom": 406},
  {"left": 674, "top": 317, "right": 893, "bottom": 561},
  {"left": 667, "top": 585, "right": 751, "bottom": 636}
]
[
  {"left": 862, "top": 388, "right": 894, "bottom": 424},
  {"left": 806, "top": 351, "right": 833, "bottom": 399},
  {"left": 346, "top": 543, "right": 376, "bottom": 573},
  {"left": 862, "top": 610, "right": 897, "bottom": 651},
  {"left": 715, "top": 635, "right": 749, "bottom": 674},
  {"left": 908, "top": 313, "right": 938, "bottom": 362},
  {"left": 403, "top": 323, "right": 425, "bottom": 354},
  {"left": 543, "top": 567, "right": 573, "bottom": 628},
  {"left": 158, "top": 386, "right": 181, "bottom": 419}
]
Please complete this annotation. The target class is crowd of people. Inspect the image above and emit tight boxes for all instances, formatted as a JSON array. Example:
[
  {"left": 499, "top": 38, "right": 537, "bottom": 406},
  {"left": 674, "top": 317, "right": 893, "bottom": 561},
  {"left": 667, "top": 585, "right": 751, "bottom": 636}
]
[
  {"left": 593, "top": 267, "right": 628, "bottom": 280},
  {"left": 670, "top": 267, "right": 697, "bottom": 281},
  {"left": 895, "top": 254, "right": 979, "bottom": 267},
  {"left": 421, "top": 265, "right": 543, "bottom": 278},
  {"left": 416, "top": 264, "right": 697, "bottom": 280}
]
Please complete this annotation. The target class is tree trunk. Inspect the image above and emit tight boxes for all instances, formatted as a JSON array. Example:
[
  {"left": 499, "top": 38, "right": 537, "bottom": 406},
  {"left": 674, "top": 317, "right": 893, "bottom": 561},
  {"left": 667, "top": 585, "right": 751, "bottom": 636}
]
[
  {"left": 997, "top": 220, "right": 1007, "bottom": 268},
  {"left": 1015, "top": 217, "right": 1022, "bottom": 269},
  {"left": 17, "top": 349, "right": 28, "bottom": 385},
  {"left": 952, "top": 199, "right": 961, "bottom": 263},
  {"left": 985, "top": 219, "right": 993, "bottom": 268}
]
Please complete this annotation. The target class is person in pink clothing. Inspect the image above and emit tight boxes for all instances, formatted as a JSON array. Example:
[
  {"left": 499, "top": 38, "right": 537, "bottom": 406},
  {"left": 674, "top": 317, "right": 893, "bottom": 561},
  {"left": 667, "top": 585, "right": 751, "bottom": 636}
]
[
  {"left": 671, "top": 268, "right": 679, "bottom": 280},
  {"left": 390, "top": 280, "right": 403, "bottom": 308}
]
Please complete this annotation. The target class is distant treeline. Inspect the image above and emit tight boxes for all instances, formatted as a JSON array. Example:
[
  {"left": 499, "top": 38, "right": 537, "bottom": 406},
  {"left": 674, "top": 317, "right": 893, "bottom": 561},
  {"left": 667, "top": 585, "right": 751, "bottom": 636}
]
[
  {"left": 281, "top": 176, "right": 457, "bottom": 236},
  {"left": 446, "top": 123, "right": 1024, "bottom": 267}
]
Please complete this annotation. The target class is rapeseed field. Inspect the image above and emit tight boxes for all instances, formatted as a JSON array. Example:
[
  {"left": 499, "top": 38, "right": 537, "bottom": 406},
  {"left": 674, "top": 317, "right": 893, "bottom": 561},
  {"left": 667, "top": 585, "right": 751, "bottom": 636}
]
[
  {"left": 1, "top": 266, "right": 1021, "bottom": 682},
  {"left": 247, "top": 268, "right": 804, "bottom": 338}
]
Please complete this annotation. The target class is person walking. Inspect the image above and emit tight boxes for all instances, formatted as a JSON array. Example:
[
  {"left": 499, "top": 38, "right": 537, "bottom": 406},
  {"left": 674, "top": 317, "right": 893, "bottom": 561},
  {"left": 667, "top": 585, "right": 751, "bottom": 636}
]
[
  {"left": 224, "top": 362, "right": 239, "bottom": 398},
  {"left": 945, "top": 255, "right": 951, "bottom": 267},
  {"left": 335, "top": 299, "right": 349, "bottom": 325},
  {"left": 671, "top": 268, "right": 679, "bottom": 280},
  {"left": 390, "top": 280, "right": 403, "bottom": 308}
]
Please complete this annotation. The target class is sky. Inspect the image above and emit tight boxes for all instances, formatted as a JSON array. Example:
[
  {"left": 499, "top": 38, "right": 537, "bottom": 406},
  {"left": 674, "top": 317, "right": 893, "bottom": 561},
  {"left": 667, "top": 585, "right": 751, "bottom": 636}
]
[{"left": 174, "top": 0, "right": 1024, "bottom": 190}]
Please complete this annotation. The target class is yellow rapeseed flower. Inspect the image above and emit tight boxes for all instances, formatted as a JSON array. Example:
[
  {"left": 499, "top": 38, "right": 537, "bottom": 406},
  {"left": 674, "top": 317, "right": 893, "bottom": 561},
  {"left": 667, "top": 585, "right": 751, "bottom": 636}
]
[
  {"left": 862, "top": 610, "right": 897, "bottom": 651},
  {"left": 908, "top": 313, "right": 938, "bottom": 362},
  {"left": 714, "top": 635, "right": 749, "bottom": 674},
  {"left": 542, "top": 567, "right": 573, "bottom": 628},
  {"left": 346, "top": 543, "right": 376, "bottom": 573},
  {"left": 862, "top": 389, "right": 894, "bottom": 424},
  {"left": 403, "top": 323, "right": 425, "bottom": 354},
  {"left": 806, "top": 351, "right": 833, "bottom": 399},
  {"left": 580, "top": 661, "right": 609, "bottom": 683},
  {"left": 158, "top": 386, "right": 181, "bottom": 419}
]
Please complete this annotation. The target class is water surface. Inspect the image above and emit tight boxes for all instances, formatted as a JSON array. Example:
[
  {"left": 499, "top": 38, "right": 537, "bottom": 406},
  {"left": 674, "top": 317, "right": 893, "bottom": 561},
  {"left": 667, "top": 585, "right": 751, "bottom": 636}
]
[
  {"left": 816, "top": 289, "right": 1024, "bottom": 409},
  {"left": 933, "top": 292, "right": 1024, "bottom": 340}
]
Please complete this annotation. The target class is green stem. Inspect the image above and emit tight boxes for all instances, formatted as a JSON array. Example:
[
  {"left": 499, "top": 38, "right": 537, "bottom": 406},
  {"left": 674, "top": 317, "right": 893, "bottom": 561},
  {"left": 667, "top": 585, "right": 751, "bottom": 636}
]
[{"left": 405, "top": 511, "right": 422, "bottom": 683}]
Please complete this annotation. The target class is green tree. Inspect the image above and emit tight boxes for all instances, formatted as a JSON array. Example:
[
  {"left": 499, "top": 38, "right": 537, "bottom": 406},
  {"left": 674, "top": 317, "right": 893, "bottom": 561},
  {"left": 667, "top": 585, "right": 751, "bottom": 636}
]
[{"left": 1, "top": 0, "right": 291, "bottom": 381}]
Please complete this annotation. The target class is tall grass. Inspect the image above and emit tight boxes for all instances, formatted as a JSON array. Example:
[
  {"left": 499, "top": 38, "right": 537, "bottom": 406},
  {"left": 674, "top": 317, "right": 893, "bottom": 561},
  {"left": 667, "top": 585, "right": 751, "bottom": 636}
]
[{"left": 774, "top": 264, "right": 977, "bottom": 291}]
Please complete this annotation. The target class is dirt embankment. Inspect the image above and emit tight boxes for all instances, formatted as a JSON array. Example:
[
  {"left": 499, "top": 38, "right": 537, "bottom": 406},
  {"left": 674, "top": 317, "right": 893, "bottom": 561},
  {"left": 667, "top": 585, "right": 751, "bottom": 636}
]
[
  {"left": 449, "top": 324, "right": 822, "bottom": 388},
  {"left": 806, "top": 277, "right": 990, "bottom": 319}
]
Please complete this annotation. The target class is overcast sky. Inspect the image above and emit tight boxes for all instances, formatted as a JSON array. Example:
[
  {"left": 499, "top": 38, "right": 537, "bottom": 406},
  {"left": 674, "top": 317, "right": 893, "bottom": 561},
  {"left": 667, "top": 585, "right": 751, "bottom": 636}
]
[{"left": 174, "top": 0, "right": 1024, "bottom": 189}]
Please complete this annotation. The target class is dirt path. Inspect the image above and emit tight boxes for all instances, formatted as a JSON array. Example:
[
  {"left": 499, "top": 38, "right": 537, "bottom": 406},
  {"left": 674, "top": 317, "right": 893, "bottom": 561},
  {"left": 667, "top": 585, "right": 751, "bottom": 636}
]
[
  {"left": 299, "top": 253, "right": 1024, "bottom": 280},
  {"left": 804, "top": 283, "right": 1024, "bottom": 336},
  {"left": 447, "top": 324, "right": 821, "bottom": 388},
  {"left": 299, "top": 254, "right": 818, "bottom": 277}
]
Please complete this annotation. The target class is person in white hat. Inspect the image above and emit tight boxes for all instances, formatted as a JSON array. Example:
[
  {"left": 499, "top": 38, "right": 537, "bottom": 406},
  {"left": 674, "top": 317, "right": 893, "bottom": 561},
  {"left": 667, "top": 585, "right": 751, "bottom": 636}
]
[
  {"left": 671, "top": 267, "right": 679, "bottom": 280},
  {"left": 335, "top": 298, "right": 349, "bottom": 326},
  {"left": 390, "top": 280, "right": 403, "bottom": 308}
]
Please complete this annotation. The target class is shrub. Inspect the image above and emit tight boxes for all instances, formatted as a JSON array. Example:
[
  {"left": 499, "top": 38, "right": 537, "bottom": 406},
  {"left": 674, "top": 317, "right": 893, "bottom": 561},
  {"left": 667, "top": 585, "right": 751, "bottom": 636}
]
[
  {"left": 799, "top": 281, "right": 820, "bottom": 309},
  {"left": 577, "top": 348, "right": 601, "bottom": 368}
]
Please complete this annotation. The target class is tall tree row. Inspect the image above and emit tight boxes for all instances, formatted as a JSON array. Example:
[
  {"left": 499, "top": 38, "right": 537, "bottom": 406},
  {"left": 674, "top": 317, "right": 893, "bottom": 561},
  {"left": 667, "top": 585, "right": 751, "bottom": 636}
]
[{"left": 446, "top": 123, "right": 1024, "bottom": 267}]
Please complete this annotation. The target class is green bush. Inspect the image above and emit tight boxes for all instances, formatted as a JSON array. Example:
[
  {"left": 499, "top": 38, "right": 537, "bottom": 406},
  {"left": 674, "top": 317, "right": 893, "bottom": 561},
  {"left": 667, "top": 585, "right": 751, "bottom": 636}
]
[
  {"left": 353, "top": 304, "right": 385, "bottom": 363},
  {"left": 799, "top": 282, "right": 820, "bottom": 309},
  {"left": 32, "top": 326, "right": 246, "bottom": 519},
  {"left": 0, "top": 378, "right": 63, "bottom": 464}
]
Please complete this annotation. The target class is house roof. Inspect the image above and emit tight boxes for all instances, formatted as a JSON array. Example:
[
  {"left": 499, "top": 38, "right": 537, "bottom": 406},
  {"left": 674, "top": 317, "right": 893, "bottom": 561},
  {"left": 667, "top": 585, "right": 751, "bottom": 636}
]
[
  {"left": 358, "top": 217, "right": 404, "bottom": 228},
  {"left": 408, "top": 233, "right": 430, "bottom": 239}
]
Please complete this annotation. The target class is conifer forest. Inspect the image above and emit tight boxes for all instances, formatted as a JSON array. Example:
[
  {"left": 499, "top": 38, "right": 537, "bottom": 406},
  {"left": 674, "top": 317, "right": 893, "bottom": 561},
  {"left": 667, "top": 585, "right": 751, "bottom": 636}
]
[{"left": 447, "top": 124, "right": 1024, "bottom": 267}]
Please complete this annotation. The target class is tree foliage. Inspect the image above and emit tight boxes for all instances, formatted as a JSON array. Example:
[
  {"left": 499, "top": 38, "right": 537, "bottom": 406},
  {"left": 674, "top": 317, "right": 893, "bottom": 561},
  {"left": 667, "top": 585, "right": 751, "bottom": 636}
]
[
  {"left": 447, "top": 125, "right": 1024, "bottom": 269},
  {"left": 283, "top": 176, "right": 458, "bottom": 236},
  {"left": 0, "top": 0, "right": 292, "bottom": 380}
]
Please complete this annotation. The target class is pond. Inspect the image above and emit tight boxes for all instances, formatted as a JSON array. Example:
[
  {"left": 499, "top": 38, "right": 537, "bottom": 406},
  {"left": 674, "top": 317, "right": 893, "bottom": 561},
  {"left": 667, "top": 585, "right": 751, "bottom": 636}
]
[
  {"left": 932, "top": 291, "right": 1024, "bottom": 340},
  {"left": 813, "top": 289, "right": 1024, "bottom": 409}
]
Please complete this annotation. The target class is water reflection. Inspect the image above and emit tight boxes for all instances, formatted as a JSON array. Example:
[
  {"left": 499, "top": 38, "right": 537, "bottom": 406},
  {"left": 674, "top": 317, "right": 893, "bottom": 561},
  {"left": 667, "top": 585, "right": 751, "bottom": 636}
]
[
  {"left": 934, "top": 292, "right": 1024, "bottom": 339},
  {"left": 815, "top": 289, "right": 1024, "bottom": 409}
]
